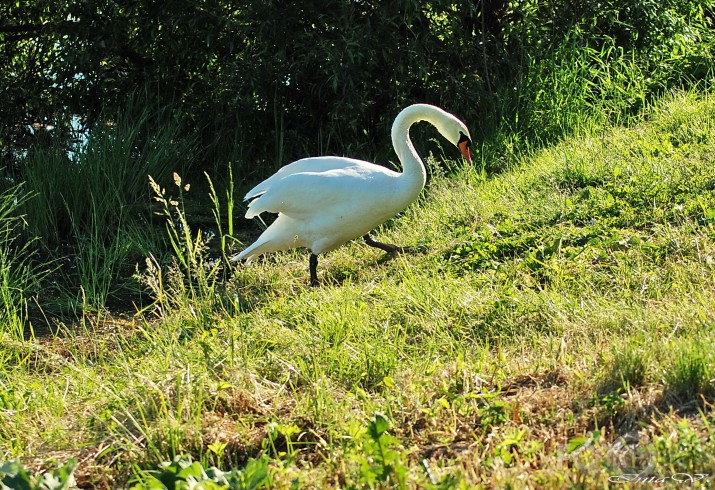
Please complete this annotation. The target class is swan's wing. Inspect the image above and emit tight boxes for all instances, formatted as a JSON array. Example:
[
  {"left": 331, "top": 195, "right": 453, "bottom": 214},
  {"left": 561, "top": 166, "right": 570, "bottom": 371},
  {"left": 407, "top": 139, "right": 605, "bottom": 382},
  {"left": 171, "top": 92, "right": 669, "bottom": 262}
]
[
  {"left": 245, "top": 165, "right": 397, "bottom": 219},
  {"left": 244, "top": 156, "right": 380, "bottom": 200}
]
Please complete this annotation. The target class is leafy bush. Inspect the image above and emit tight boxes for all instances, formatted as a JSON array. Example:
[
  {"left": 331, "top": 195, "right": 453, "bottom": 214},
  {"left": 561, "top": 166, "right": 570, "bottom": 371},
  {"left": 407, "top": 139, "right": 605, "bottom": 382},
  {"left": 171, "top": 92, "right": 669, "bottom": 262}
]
[
  {"left": 2, "top": 1, "right": 712, "bottom": 177},
  {"left": 0, "top": 459, "right": 77, "bottom": 490},
  {"left": 130, "top": 455, "right": 268, "bottom": 490},
  {"left": 347, "top": 414, "right": 409, "bottom": 488}
]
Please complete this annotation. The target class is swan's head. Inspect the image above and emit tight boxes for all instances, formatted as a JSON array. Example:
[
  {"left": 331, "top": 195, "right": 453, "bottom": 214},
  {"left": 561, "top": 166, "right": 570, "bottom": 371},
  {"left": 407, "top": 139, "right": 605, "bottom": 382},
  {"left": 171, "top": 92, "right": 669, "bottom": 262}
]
[
  {"left": 433, "top": 109, "right": 472, "bottom": 162},
  {"left": 394, "top": 104, "right": 473, "bottom": 162}
]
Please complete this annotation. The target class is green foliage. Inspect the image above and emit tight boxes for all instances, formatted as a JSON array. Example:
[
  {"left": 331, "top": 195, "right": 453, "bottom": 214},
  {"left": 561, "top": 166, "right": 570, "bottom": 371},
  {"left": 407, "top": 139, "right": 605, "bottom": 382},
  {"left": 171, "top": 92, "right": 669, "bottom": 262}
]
[
  {"left": 13, "top": 100, "right": 189, "bottom": 311},
  {"left": 348, "top": 414, "right": 408, "bottom": 488},
  {"left": 131, "top": 455, "right": 269, "bottom": 490},
  {"left": 487, "top": 427, "right": 527, "bottom": 466},
  {"left": 207, "top": 168, "right": 239, "bottom": 269},
  {"left": 262, "top": 422, "right": 303, "bottom": 462},
  {"left": 650, "top": 419, "right": 709, "bottom": 474},
  {"left": 446, "top": 92, "right": 715, "bottom": 290},
  {"left": 564, "top": 430, "right": 601, "bottom": 455},
  {"left": 0, "top": 185, "right": 43, "bottom": 337},
  {"left": 20, "top": 101, "right": 187, "bottom": 245},
  {"left": 2, "top": 0, "right": 713, "bottom": 176},
  {"left": 0, "top": 459, "right": 77, "bottom": 490},
  {"left": 1, "top": 0, "right": 713, "bottom": 316}
]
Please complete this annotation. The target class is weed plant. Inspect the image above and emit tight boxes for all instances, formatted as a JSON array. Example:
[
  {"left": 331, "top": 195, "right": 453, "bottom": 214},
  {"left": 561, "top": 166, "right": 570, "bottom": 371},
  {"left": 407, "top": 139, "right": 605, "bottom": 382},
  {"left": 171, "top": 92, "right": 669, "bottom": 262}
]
[
  {"left": 137, "top": 174, "right": 221, "bottom": 319},
  {"left": 137, "top": 169, "right": 240, "bottom": 321}
]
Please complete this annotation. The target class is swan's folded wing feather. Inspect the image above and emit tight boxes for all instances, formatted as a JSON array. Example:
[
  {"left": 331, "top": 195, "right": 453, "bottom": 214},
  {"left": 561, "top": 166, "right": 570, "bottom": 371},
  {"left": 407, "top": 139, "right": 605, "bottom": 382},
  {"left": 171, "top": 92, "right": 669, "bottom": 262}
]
[
  {"left": 244, "top": 156, "right": 384, "bottom": 201},
  {"left": 245, "top": 167, "right": 392, "bottom": 219}
]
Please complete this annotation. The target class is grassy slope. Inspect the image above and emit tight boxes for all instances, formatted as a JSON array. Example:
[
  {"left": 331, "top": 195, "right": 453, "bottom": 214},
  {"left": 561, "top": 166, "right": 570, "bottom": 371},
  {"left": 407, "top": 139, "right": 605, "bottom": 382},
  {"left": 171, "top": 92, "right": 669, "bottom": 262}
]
[{"left": 2, "top": 91, "right": 715, "bottom": 488}]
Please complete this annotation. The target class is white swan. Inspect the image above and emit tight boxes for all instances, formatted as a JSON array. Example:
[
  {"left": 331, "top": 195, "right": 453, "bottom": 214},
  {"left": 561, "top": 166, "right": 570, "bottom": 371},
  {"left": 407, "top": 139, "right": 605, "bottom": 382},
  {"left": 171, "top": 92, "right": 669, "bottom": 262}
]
[{"left": 232, "top": 104, "right": 472, "bottom": 285}]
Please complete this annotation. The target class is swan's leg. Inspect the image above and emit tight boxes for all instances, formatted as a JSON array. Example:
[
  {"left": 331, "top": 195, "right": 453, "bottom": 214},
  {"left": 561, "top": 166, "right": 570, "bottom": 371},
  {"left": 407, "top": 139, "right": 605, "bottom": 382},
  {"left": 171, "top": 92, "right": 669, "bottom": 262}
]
[
  {"left": 309, "top": 253, "right": 319, "bottom": 286},
  {"left": 363, "top": 234, "right": 409, "bottom": 254}
]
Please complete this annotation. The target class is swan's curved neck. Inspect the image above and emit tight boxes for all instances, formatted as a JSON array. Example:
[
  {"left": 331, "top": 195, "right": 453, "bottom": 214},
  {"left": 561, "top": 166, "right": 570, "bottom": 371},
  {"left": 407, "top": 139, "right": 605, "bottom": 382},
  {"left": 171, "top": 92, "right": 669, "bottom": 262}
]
[{"left": 391, "top": 104, "right": 446, "bottom": 189}]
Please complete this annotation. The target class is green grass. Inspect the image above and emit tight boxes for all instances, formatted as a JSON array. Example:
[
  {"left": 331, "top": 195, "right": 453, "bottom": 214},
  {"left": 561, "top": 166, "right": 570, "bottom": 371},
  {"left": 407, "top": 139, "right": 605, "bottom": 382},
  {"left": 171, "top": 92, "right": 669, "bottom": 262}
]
[
  {"left": 0, "top": 184, "right": 44, "bottom": 340},
  {"left": 18, "top": 101, "right": 193, "bottom": 313},
  {"left": 2, "top": 90, "right": 715, "bottom": 488}
]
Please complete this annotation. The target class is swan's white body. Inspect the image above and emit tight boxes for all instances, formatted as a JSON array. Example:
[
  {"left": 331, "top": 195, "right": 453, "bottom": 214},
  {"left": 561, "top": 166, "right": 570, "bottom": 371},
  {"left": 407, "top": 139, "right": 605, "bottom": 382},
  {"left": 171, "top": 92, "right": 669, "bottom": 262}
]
[{"left": 232, "top": 104, "right": 471, "bottom": 282}]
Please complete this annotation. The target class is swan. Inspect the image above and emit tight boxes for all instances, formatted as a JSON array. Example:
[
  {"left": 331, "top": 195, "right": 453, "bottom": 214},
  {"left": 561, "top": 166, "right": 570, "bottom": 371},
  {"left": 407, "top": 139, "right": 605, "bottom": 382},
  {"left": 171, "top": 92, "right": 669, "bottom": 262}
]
[{"left": 231, "top": 104, "right": 472, "bottom": 285}]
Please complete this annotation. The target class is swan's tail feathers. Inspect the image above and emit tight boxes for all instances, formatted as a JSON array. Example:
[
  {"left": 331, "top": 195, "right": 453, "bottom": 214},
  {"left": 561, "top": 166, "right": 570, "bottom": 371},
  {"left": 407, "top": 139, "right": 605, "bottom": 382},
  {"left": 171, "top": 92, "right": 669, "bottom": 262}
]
[
  {"left": 245, "top": 193, "right": 274, "bottom": 219},
  {"left": 244, "top": 189, "right": 266, "bottom": 202},
  {"left": 232, "top": 214, "right": 294, "bottom": 263},
  {"left": 229, "top": 249, "right": 248, "bottom": 263},
  {"left": 243, "top": 179, "right": 270, "bottom": 201},
  {"left": 245, "top": 199, "right": 262, "bottom": 219},
  {"left": 230, "top": 238, "right": 274, "bottom": 263}
]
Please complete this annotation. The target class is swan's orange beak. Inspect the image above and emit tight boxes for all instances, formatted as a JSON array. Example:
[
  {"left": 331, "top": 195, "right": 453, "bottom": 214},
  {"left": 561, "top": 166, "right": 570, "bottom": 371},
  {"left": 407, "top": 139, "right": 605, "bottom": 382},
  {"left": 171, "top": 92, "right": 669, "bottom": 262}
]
[{"left": 458, "top": 140, "right": 472, "bottom": 162}]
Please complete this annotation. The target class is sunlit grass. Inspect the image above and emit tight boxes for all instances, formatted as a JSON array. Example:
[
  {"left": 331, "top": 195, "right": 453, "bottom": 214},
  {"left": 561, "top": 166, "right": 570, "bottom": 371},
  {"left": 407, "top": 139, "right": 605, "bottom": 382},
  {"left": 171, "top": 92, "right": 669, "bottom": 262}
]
[
  {"left": 2, "top": 91, "right": 714, "bottom": 488},
  {"left": 0, "top": 184, "right": 44, "bottom": 340}
]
